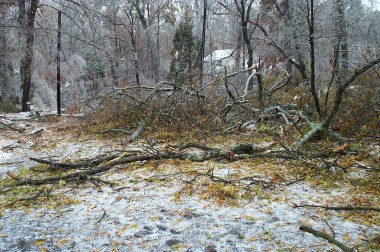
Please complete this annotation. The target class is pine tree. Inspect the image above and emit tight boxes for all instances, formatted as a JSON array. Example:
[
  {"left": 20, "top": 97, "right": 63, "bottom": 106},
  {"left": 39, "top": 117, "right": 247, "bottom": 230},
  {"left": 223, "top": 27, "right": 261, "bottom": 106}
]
[{"left": 169, "top": 18, "right": 201, "bottom": 87}]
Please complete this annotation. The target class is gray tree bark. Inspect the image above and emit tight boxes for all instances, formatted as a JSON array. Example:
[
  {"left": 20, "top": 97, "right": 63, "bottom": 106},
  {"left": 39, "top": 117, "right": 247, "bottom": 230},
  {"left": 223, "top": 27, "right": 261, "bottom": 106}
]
[
  {"left": 234, "top": 0, "right": 255, "bottom": 91},
  {"left": 132, "top": 0, "right": 158, "bottom": 82},
  {"left": 200, "top": 0, "right": 207, "bottom": 84},
  {"left": 307, "top": 0, "right": 321, "bottom": 116},
  {"left": 19, "top": 0, "right": 39, "bottom": 112}
]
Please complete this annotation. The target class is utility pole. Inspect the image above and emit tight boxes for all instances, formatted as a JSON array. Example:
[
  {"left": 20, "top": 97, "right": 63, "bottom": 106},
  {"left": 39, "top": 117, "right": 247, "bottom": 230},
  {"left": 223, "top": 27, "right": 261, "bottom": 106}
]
[
  {"left": 200, "top": 0, "right": 207, "bottom": 84},
  {"left": 57, "top": 9, "right": 61, "bottom": 115}
]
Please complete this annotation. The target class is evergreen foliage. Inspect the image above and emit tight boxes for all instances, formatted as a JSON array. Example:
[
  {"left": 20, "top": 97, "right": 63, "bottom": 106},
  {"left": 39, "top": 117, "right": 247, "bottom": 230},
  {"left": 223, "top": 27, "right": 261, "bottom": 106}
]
[{"left": 169, "top": 18, "right": 201, "bottom": 87}]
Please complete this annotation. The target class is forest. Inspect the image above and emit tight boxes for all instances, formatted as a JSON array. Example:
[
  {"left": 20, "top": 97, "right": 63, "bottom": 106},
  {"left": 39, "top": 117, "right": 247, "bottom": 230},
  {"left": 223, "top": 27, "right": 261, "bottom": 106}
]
[{"left": 0, "top": 0, "right": 379, "bottom": 251}]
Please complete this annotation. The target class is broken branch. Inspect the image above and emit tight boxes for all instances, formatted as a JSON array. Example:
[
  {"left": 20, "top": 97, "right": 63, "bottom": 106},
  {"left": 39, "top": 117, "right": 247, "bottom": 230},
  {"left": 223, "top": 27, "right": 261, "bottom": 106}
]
[
  {"left": 294, "top": 204, "right": 380, "bottom": 212},
  {"left": 299, "top": 225, "right": 354, "bottom": 252}
]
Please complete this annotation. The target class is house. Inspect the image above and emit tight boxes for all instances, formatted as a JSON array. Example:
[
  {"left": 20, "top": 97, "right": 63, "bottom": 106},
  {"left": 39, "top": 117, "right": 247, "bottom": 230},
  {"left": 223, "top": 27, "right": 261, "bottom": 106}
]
[{"left": 204, "top": 49, "right": 236, "bottom": 76}]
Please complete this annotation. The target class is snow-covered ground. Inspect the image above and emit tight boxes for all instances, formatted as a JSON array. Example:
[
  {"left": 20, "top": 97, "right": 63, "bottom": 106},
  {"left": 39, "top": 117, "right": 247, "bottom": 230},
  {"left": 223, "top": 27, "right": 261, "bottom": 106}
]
[{"left": 0, "top": 112, "right": 379, "bottom": 251}]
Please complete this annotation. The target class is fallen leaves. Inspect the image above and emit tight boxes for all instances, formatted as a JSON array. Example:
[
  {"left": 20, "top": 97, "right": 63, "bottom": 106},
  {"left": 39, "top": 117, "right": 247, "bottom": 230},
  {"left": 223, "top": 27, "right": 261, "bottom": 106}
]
[
  {"left": 6, "top": 172, "right": 20, "bottom": 180},
  {"left": 56, "top": 237, "right": 71, "bottom": 248},
  {"left": 34, "top": 239, "right": 45, "bottom": 246},
  {"left": 331, "top": 143, "right": 350, "bottom": 152},
  {"left": 87, "top": 204, "right": 97, "bottom": 212}
]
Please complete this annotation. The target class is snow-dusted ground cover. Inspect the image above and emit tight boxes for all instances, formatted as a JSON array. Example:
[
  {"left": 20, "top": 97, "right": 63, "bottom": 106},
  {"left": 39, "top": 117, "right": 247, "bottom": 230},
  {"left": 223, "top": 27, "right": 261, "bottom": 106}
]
[{"left": 0, "top": 112, "right": 379, "bottom": 251}]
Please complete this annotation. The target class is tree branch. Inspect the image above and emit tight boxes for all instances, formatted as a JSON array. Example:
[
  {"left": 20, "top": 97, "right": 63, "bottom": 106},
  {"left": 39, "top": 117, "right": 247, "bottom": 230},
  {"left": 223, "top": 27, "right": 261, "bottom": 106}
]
[
  {"left": 294, "top": 204, "right": 380, "bottom": 212},
  {"left": 299, "top": 225, "right": 354, "bottom": 252}
]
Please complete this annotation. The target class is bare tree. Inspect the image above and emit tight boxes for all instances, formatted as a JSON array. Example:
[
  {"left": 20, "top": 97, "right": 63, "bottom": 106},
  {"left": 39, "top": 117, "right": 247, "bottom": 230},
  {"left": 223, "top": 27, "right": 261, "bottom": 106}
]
[
  {"left": 124, "top": 5, "right": 141, "bottom": 86},
  {"left": 132, "top": 0, "right": 159, "bottom": 82}
]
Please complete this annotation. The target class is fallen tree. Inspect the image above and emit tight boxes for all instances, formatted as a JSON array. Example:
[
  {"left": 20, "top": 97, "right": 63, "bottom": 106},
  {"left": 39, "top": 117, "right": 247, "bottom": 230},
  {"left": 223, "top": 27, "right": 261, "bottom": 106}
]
[
  {"left": 293, "top": 57, "right": 380, "bottom": 152},
  {"left": 1, "top": 142, "right": 295, "bottom": 192}
]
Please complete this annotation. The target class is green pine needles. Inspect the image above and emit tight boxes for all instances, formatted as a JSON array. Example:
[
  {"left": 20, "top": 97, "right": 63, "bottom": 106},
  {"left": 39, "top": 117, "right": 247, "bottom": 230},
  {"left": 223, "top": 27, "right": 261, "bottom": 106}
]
[{"left": 169, "top": 18, "right": 201, "bottom": 88}]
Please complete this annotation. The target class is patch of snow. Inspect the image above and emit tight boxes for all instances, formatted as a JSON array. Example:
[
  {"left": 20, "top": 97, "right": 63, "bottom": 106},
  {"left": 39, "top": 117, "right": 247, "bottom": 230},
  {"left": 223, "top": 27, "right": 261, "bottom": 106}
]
[{"left": 1, "top": 172, "right": 378, "bottom": 251}]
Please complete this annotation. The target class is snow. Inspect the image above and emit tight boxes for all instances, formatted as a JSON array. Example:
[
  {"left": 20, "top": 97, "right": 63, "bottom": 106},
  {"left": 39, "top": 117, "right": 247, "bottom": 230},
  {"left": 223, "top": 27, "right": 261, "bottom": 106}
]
[
  {"left": 0, "top": 112, "right": 379, "bottom": 251},
  {"left": 3, "top": 180, "right": 372, "bottom": 251}
]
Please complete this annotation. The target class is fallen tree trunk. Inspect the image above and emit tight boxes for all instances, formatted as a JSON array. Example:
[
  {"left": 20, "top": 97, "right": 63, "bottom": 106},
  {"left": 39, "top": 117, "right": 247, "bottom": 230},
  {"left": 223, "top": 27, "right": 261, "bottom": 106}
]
[
  {"left": 0, "top": 120, "right": 24, "bottom": 133},
  {"left": 4, "top": 152, "right": 178, "bottom": 190},
  {"left": 30, "top": 154, "right": 122, "bottom": 170},
  {"left": 293, "top": 57, "right": 380, "bottom": 152},
  {"left": 294, "top": 204, "right": 380, "bottom": 212},
  {"left": 3, "top": 140, "right": 355, "bottom": 193},
  {"left": 299, "top": 225, "right": 354, "bottom": 252},
  {"left": 128, "top": 119, "right": 146, "bottom": 143},
  {"left": 2, "top": 142, "right": 296, "bottom": 191}
]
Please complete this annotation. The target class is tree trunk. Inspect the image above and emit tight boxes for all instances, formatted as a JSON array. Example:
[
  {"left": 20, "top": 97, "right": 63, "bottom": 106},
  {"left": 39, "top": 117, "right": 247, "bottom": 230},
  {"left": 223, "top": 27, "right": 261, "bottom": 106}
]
[
  {"left": 133, "top": 0, "right": 158, "bottom": 81},
  {"left": 337, "top": 0, "right": 349, "bottom": 78},
  {"left": 156, "top": 7, "right": 160, "bottom": 81},
  {"left": 307, "top": 0, "right": 321, "bottom": 116},
  {"left": 243, "top": 20, "right": 254, "bottom": 90},
  {"left": 126, "top": 6, "right": 140, "bottom": 86},
  {"left": 131, "top": 35, "right": 140, "bottom": 86},
  {"left": 236, "top": 26, "right": 242, "bottom": 69},
  {"left": 256, "top": 68, "right": 263, "bottom": 107},
  {"left": 19, "top": 0, "right": 38, "bottom": 112},
  {"left": 235, "top": 0, "right": 255, "bottom": 91},
  {"left": 323, "top": 57, "right": 380, "bottom": 129},
  {"left": 294, "top": 57, "right": 380, "bottom": 152},
  {"left": 111, "top": 0, "right": 120, "bottom": 86},
  {"left": 17, "top": 0, "right": 26, "bottom": 38}
]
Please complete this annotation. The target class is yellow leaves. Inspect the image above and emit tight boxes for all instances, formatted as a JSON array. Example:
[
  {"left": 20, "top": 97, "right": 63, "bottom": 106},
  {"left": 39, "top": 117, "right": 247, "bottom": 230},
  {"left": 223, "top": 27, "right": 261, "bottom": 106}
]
[
  {"left": 205, "top": 183, "right": 238, "bottom": 200},
  {"left": 222, "top": 185, "right": 239, "bottom": 198},
  {"left": 173, "top": 191, "right": 183, "bottom": 203},
  {"left": 343, "top": 233, "right": 351, "bottom": 242},
  {"left": 52, "top": 194, "right": 77, "bottom": 207},
  {"left": 247, "top": 236, "right": 256, "bottom": 242},
  {"left": 58, "top": 180, "right": 66, "bottom": 187},
  {"left": 264, "top": 207, "right": 274, "bottom": 215},
  {"left": 272, "top": 173, "right": 284, "bottom": 183},
  {"left": 34, "top": 239, "right": 45, "bottom": 246},
  {"left": 148, "top": 216, "right": 161, "bottom": 222},
  {"left": 241, "top": 214, "right": 256, "bottom": 223},
  {"left": 131, "top": 223, "right": 139, "bottom": 229},
  {"left": 6, "top": 172, "right": 19, "bottom": 180},
  {"left": 57, "top": 237, "right": 71, "bottom": 248}
]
